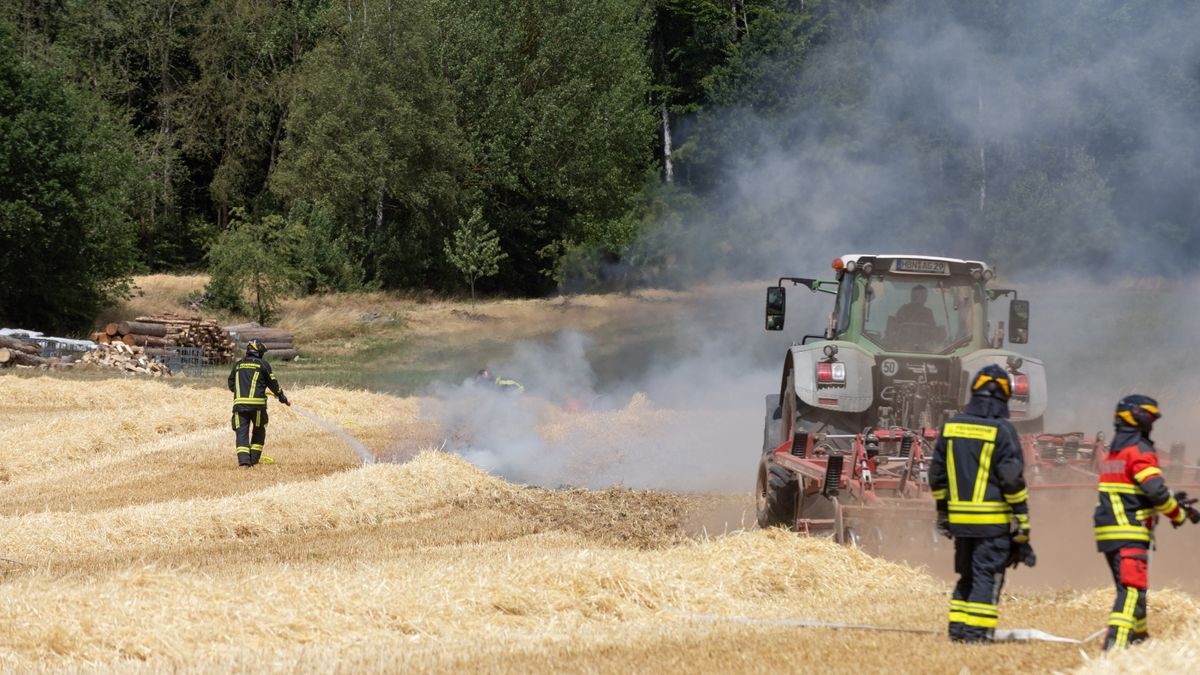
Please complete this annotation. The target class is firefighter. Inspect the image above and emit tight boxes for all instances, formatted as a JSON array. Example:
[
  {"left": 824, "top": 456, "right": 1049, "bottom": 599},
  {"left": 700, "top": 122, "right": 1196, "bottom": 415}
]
[
  {"left": 929, "top": 364, "right": 1032, "bottom": 643},
  {"left": 474, "top": 368, "right": 524, "bottom": 394},
  {"left": 227, "top": 339, "right": 290, "bottom": 467},
  {"left": 1094, "top": 395, "right": 1200, "bottom": 650}
]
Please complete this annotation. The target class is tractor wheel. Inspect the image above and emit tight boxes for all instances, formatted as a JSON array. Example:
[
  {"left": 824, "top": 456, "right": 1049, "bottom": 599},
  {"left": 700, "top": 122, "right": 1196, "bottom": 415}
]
[{"left": 756, "top": 458, "right": 797, "bottom": 528}]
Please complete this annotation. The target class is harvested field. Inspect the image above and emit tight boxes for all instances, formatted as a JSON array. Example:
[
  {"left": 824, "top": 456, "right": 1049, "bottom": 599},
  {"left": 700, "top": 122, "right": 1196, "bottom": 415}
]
[{"left": 0, "top": 376, "right": 1196, "bottom": 672}]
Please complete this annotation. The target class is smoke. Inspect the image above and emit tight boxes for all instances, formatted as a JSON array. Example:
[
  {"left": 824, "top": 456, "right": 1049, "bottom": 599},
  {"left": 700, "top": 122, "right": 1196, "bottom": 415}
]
[
  {"left": 636, "top": 0, "right": 1200, "bottom": 280},
  {"left": 421, "top": 1, "right": 1200, "bottom": 492}
]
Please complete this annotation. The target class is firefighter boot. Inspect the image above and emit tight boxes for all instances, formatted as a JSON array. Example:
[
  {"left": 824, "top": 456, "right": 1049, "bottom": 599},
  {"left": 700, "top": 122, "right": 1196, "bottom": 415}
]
[{"left": 249, "top": 444, "right": 263, "bottom": 466}]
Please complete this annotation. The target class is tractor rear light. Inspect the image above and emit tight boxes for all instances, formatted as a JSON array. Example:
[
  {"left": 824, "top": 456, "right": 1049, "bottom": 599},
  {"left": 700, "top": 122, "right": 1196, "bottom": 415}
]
[
  {"left": 1013, "top": 373, "right": 1029, "bottom": 396},
  {"left": 816, "top": 362, "right": 845, "bottom": 383}
]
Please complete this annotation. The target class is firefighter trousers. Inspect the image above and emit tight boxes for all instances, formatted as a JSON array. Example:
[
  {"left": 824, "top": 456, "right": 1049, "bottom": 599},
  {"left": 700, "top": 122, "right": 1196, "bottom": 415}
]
[
  {"left": 948, "top": 535, "right": 1010, "bottom": 642},
  {"left": 232, "top": 409, "right": 269, "bottom": 466},
  {"left": 1103, "top": 544, "right": 1149, "bottom": 650}
]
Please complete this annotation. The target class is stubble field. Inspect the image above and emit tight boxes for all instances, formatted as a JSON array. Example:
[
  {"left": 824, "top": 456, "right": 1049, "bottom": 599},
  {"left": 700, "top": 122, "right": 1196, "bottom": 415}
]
[{"left": 0, "top": 375, "right": 1196, "bottom": 673}]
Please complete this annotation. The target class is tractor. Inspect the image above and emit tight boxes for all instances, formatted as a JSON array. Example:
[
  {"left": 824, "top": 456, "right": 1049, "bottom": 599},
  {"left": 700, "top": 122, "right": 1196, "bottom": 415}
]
[{"left": 756, "top": 254, "right": 1048, "bottom": 547}]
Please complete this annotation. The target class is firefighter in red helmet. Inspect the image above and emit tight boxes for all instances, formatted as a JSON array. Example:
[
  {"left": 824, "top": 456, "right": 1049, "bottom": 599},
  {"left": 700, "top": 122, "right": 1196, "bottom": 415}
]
[{"left": 1094, "top": 395, "right": 1200, "bottom": 650}]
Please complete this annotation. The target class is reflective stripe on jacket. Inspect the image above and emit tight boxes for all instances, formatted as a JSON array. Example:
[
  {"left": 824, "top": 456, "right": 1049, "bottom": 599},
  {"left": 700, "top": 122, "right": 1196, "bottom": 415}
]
[
  {"left": 930, "top": 414, "right": 1028, "bottom": 537},
  {"left": 1094, "top": 429, "right": 1184, "bottom": 552},
  {"left": 227, "top": 356, "right": 283, "bottom": 410}
]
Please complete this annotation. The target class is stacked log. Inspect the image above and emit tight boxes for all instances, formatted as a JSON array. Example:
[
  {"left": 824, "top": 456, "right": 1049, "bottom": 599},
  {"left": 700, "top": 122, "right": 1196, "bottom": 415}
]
[
  {"left": 224, "top": 322, "right": 299, "bottom": 361},
  {"left": 0, "top": 336, "right": 75, "bottom": 370},
  {"left": 78, "top": 342, "right": 172, "bottom": 376},
  {"left": 96, "top": 314, "right": 236, "bottom": 364}
]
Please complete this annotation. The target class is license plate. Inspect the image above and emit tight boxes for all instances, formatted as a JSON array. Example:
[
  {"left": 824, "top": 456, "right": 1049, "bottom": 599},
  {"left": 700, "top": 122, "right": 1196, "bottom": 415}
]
[{"left": 891, "top": 258, "right": 949, "bottom": 275}]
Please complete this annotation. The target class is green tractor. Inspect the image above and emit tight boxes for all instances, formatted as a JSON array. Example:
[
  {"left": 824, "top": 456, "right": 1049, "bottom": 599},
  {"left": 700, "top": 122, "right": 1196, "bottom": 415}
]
[{"left": 756, "top": 254, "right": 1044, "bottom": 544}]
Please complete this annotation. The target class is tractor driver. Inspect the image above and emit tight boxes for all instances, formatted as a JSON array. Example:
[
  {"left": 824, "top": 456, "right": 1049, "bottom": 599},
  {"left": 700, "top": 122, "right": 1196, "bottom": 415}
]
[
  {"left": 887, "top": 284, "right": 943, "bottom": 349},
  {"left": 894, "top": 285, "right": 935, "bottom": 326}
]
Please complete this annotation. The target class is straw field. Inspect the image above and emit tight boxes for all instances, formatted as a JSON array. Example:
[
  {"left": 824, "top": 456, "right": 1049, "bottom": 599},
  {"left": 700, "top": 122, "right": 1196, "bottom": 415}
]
[{"left": 0, "top": 376, "right": 1197, "bottom": 673}]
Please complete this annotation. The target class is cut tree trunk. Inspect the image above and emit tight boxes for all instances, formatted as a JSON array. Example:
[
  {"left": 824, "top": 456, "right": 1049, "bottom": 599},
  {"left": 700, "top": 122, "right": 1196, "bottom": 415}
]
[
  {"left": 0, "top": 348, "right": 47, "bottom": 367},
  {"left": 0, "top": 336, "right": 41, "bottom": 354},
  {"left": 228, "top": 328, "right": 294, "bottom": 341},
  {"left": 123, "top": 334, "right": 169, "bottom": 348},
  {"left": 119, "top": 321, "right": 169, "bottom": 337}
]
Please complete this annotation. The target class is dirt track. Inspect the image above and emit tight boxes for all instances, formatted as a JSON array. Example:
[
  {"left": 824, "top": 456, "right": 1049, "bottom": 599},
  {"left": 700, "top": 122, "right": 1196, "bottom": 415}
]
[{"left": 1, "top": 376, "right": 1196, "bottom": 672}]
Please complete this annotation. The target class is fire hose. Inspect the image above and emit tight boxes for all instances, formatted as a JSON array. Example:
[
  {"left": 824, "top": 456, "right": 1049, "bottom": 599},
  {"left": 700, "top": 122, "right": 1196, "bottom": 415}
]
[
  {"left": 269, "top": 392, "right": 375, "bottom": 465},
  {"left": 667, "top": 610, "right": 1104, "bottom": 644}
]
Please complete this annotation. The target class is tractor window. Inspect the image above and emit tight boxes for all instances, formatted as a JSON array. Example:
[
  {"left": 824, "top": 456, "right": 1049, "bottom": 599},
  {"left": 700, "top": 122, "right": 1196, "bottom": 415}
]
[
  {"left": 861, "top": 276, "right": 975, "bottom": 353},
  {"left": 832, "top": 274, "right": 855, "bottom": 336}
]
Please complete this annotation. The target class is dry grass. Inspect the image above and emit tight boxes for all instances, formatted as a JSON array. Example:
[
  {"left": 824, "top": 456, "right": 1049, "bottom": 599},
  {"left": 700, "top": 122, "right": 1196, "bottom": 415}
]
[
  {"left": 0, "top": 377, "right": 1196, "bottom": 672},
  {"left": 1077, "top": 610, "right": 1200, "bottom": 673},
  {"left": 96, "top": 275, "right": 211, "bottom": 326},
  {"left": 104, "top": 273, "right": 716, "bottom": 349}
]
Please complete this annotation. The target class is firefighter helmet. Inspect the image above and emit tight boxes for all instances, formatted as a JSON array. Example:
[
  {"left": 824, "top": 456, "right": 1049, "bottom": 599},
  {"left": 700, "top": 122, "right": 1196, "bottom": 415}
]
[
  {"left": 1115, "top": 395, "right": 1160, "bottom": 431},
  {"left": 970, "top": 364, "right": 1011, "bottom": 401},
  {"left": 246, "top": 339, "right": 268, "bottom": 358}
]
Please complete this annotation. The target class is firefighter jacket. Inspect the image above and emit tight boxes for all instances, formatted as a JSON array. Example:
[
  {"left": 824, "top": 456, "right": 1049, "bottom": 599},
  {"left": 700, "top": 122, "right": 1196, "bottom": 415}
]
[
  {"left": 929, "top": 395, "right": 1029, "bottom": 538},
  {"left": 227, "top": 356, "right": 285, "bottom": 411},
  {"left": 494, "top": 377, "right": 524, "bottom": 393},
  {"left": 1093, "top": 427, "right": 1186, "bottom": 552}
]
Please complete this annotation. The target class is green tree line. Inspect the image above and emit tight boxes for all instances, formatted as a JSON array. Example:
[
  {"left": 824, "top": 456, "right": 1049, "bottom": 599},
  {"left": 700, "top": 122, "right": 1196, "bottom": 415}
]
[{"left": 3, "top": 0, "right": 1199, "bottom": 332}]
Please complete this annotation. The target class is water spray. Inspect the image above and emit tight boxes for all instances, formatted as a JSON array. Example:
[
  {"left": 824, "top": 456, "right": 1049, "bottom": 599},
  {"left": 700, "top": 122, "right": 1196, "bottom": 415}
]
[{"left": 271, "top": 393, "right": 375, "bottom": 465}]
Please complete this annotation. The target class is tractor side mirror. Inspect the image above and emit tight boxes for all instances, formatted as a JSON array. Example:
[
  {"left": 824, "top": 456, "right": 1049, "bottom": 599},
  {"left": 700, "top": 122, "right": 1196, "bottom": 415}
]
[
  {"left": 766, "top": 286, "right": 786, "bottom": 331},
  {"left": 1008, "top": 299, "right": 1030, "bottom": 344}
]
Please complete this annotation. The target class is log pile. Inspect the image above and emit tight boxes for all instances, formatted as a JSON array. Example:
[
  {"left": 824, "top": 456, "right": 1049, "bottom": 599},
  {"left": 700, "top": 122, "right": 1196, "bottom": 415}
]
[
  {"left": 0, "top": 335, "right": 75, "bottom": 370},
  {"left": 78, "top": 343, "right": 172, "bottom": 377},
  {"left": 0, "top": 335, "right": 49, "bottom": 368},
  {"left": 224, "top": 322, "right": 299, "bottom": 361},
  {"left": 93, "top": 313, "right": 235, "bottom": 364}
]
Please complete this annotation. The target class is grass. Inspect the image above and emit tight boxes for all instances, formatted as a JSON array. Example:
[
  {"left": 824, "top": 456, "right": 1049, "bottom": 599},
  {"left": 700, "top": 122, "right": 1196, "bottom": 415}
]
[
  {"left": 0, "top": 376, "right": 1197, "bottom": 672},
  {"left": 88, "top": 275, "right": 729, "bottom": 394}
]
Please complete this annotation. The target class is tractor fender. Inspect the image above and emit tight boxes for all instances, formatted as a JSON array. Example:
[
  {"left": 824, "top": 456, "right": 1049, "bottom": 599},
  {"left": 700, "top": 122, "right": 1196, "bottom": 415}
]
[
  {"left": 959, "top": 350, "right": 1048, "bottom": 421},
  {"left": 763, "top": 394, "right": 783, "bottom": 453},
  {"left": 786, "top": 341, "right": 874, "bottom": 413}
]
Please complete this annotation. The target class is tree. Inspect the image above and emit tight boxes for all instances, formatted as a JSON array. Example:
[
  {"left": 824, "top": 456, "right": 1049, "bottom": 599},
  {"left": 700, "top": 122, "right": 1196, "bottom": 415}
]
[
  {"left": 0, "top": 22, "right": 141, "bottom": 333},
  {"left": 444, "top": 207, "right": 507, "bottom": 307},
  {"left": 433, "top": 0, "right": 656, "bottom": 293},
  {"left": 272, "top": 0, "right": 468, "bottom": 289},
  {"left": 204, "top": 209, "right": 300, "bottom": 324}
]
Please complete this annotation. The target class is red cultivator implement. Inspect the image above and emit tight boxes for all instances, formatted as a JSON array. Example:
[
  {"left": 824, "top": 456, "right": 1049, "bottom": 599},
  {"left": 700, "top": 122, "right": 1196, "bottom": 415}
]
[
  {"left": 761, "top": 427, "right": 938, "bottom": 548},
  {"left": 758, "top": 426, "right": 1200, "bottom": 548}
]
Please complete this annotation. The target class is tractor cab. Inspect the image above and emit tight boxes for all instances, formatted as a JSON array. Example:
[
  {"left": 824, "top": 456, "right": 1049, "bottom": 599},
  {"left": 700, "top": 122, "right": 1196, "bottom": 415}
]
[{"left": 766, "top": 255, "right": 1029, "bottom": 353}]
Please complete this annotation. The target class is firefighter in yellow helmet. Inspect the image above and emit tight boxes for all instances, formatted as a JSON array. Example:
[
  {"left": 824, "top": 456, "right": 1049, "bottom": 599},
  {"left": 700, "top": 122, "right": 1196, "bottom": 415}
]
[
  {"left": 227, "top": 339, "right": 290, "bottom": 467},
  {"left": 929, "top": 364, "right": 1033, "bottom": 642},
  {"left": 1094, "top": 395, "right": 1200, "bottom": 650}
]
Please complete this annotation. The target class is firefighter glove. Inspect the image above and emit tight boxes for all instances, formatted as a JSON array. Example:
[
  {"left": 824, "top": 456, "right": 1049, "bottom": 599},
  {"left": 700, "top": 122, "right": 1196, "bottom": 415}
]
[
  {"left": 936, "top": 511, "right": 952, "bottom": 540},
  {"left": 1012, "top": 513, "right": 1030, "bottom": 544},
  {"left": 1019, "top": 542, "right": 1037, "bottom": 568},
  {"left": 1175, "top": 491, "right": 1200, "bottom": 524},
  {"left": 278, "top": 392, "right": 290, "bottom": 407},
  {"left": 1007, "top": 540, "right": 1036, "bottom": 569}
]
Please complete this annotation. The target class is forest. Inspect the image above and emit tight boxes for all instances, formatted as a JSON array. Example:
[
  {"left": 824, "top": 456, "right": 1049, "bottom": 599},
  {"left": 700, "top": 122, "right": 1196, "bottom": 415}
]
[{"left": 2, "top": 0, "right": 1199, "bottom": 332}]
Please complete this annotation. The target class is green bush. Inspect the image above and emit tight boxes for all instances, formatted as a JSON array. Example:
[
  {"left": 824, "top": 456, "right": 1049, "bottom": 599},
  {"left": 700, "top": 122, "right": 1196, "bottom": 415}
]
[{"left": 205, "top": 205, "right": 363, "bottom": 323}]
